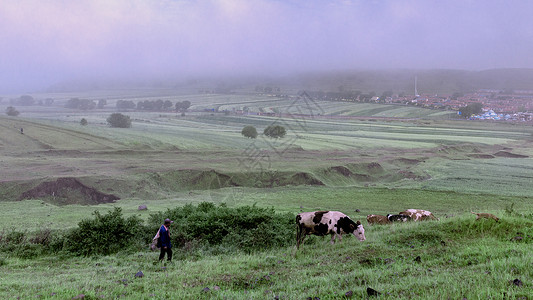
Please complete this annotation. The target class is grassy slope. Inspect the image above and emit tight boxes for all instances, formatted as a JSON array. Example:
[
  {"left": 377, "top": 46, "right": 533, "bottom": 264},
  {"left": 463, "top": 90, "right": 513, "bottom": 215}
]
[
  {"left": 1, "top": 209, "right": 531, "bottom": 299},
  {"left": 1, "top": 92, "right": 533, "bottom": 299}
]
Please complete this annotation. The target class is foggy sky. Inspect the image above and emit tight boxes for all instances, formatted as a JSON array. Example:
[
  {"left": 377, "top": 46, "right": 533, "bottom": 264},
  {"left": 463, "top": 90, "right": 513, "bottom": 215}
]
[{"left": 2, "top": 0, "right": 533, "bottom": 93}]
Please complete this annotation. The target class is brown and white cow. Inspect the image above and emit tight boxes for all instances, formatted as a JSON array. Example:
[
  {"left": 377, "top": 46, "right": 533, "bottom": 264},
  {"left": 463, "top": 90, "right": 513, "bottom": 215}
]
[
  {"left": 399, "top": 209, "right": 438, "bottom": 221},
  {"left": 366, "top": 214, "right": 391, "bottom": 225},
  {"left": 296, "top": 211, "right": 365, "bottom": 249}
]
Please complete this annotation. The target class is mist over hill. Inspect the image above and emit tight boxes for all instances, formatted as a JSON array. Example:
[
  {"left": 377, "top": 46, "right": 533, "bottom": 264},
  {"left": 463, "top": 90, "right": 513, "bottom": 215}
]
[{"left": 43, "top": 68, "right": 533, "bottom": 96}]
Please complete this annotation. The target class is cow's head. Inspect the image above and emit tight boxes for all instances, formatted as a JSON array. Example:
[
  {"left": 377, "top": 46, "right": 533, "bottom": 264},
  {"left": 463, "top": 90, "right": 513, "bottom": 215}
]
[{"left": 351, "top": 221, "right": 366, "bottom": 241}]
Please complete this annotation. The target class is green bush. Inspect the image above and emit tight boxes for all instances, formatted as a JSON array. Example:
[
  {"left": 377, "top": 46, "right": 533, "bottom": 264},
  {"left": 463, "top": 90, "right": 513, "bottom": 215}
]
[
  {"left": 0, "top": 228, "right": 54, "bottom": 259},
  {"left": 106, "top": 113, "right": 131, "bottom": 128},
  {"left": 5, "top": 106, "right": 20, "bottom": 116},
  {"left": 62, "top": 207, "right": 144, "bottom": 256},
  {"left": 4, "top": 230, "right": 25, "bottom": 244},
  {"left": 241, "top": 125, "right": 258, "bottom": 138},
  {"left": 149, "top": 202, "right": 294, "bottom": 253},
  {"left": 263, "top": 125, "right": 286, "bottom": 138}
]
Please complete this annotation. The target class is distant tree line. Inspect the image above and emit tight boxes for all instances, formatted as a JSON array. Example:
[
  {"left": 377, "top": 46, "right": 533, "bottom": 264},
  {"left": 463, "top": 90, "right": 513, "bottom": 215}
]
[
  {"left": 65, "top": 98, "right": 96, "bottom": 110},
  {"left": 137, "top": 99, "right": 173, "bottom": 111},
  {"left": 116, "top": 100, "right": 136, "bottom": 110},
  {"left": 175, "top": 100, "right": 191, "bottom": 112},
  {"left": 255, "top": 86, "right": 281, "bottom": 94},
  {"left": 9, "top": 95, "right": 54, "bottom": 106},
  {"left": 64, "top": 98, "right": 106, "bottom": 110}
]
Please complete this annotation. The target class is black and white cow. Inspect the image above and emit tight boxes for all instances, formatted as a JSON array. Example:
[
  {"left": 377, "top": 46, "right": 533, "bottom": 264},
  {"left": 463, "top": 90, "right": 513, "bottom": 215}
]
[
  {"left": 296, "top": 211, "right": 366, "bottom": 249},
  {"left": 386, "top": 214, "right": 412, "bottom": 222}
]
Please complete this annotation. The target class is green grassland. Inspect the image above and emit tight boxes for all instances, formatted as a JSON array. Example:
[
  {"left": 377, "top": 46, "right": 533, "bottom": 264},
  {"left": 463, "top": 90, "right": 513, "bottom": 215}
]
[{"left": 1, "top": 90, "right": 532, "bottom": 299}]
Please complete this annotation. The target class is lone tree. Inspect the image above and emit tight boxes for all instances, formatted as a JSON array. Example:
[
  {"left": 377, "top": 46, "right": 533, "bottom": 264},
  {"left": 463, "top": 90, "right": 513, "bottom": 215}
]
[
  {"left": 6, "top": 106, "right": 20, "bottom": 116},
  {"left": 80, "top": 118, "right": 88, "bottom": 126},
  {"left": 459, "top": 102, "right": 483, "bottom": 118},
  {"left": 264, "top": 125, "right": 286, "bottom": 138},
  {"left": 107, "top": 113, "right": 131, "bottom": 128},
  {"left": 175, "top": 100, "right": 191, "bottom": 112},
  {"left": 241, "top": 125, "right": 258, "bottom": 138}
]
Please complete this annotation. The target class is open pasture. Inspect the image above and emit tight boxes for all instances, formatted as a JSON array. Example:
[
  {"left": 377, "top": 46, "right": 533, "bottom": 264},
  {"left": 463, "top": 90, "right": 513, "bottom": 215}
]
[
  {"left": 0, "top": 193, "right": 531, "bottom": 299},
  {"left": 1, "top": 90, "right": 533, "bottom": 299},
  {"left": 1, "top": 92, "right": 532, "bottom": 201}
]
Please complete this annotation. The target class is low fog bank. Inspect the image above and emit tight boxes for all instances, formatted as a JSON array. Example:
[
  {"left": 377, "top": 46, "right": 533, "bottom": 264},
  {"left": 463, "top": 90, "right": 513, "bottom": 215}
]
[
  {"left": 3, "top": 1, "right": 533, "bottom": 95},
  {"left": 13, "top": 68, "right": 533, "bottom": 97}
]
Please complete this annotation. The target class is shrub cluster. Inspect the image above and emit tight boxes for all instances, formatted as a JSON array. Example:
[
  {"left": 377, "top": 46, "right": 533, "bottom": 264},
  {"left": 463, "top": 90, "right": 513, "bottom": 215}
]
[
  {"left": 65, "top": 98, "right": 96, "bottom": 110},
  {"left": 107, "top": 113, "right": 132, "bottom": 128},
  {"left": 263, "top": 125, "right": 286, "bottom": 138},
  {"left": 148, "top": 202, "right": 294, "bottom": 254},
  {"left": 1, "top": 203, "right": 295, "bottom": 259},
  {"left": 0, "top": 208, "right": 144, "bottom": 258},
  {"left": 62, "top": 207, "right": 144, "bottom": 256},
  {"left": 0, "top": 228, "right": 51, "bottom": 259},
  {"left": 6, "top": 106, "right": 20, "bottom": 116},
  {"left": 241, "top": 125, "right": 258, "bottom": 138}
]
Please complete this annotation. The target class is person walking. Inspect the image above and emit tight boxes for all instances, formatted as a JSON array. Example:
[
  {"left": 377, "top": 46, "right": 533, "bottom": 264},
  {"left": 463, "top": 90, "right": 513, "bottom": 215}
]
[{"left": 158, "top": 218, "right": 173, "bottom": 262}]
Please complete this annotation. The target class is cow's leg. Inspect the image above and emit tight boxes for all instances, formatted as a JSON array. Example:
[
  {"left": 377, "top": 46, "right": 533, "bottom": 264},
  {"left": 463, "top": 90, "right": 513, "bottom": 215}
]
[
  {"left": 297, "top": 228, "right": 309, "bottom": 249},
  {"left": 330, "top": 233, "right": 343, "bottom": 244},
  {"left": 296, "top": 226, "right": 302, "bottom": 249},
  {"left": 297, "top": 234, "right": 307, "bottom": 249}
]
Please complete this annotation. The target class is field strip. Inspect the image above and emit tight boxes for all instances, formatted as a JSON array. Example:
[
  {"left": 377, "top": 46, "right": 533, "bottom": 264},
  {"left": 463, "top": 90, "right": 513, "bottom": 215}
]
[
  {"left": 243, "top": 115, "right": 529, "bottom": 139},
  {"left": 21, "top": 120, "right": 122, "bottom": 150}
]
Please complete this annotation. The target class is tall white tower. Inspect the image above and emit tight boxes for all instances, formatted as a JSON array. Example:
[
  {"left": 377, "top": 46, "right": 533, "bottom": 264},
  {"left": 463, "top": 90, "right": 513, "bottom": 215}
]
[{"left": 414, "top": 76, "right": 420, "bottom": 98}]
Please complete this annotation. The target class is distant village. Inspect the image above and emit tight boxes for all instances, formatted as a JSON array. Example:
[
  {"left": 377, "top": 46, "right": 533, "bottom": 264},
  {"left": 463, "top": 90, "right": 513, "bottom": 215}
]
[
  {"left": 394, "top": 89, "right": 533, "bottom": 121},
  {"left": 304, "top": 88, "right": 533, "bottom": 122}
]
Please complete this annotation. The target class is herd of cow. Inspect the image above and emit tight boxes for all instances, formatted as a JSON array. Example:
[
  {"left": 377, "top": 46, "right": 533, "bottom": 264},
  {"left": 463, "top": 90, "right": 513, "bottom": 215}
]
[{"left": 295, "top": 209, "right": 438, "bottom": 249}]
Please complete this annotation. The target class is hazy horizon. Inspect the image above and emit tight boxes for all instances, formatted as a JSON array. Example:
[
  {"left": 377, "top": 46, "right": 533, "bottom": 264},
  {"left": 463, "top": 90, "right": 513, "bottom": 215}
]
[{"left": 2, "top": 0, "right": 533, "bottom": 93}]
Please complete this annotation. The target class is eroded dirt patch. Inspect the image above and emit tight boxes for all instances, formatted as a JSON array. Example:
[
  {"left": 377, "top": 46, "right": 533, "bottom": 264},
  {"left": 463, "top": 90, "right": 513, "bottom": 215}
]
[
  {"left": 467, "top": 154, "right": 496, "bottom": 159},
  {"left": 289, "top": 172, "right": 325, "bottom": 186},
  {"left": 329, "top": 166, "right": 353, "bottom": 176},
  {"left": 19, "top": 177, "right": 119, "bottom": 205},
  {"left": 493, "top": 151, "right": 529, "bottom": 158},
  {"left": 392, "top": 158, "right": 423, "bottom": 165},
  {"left": 191, "top": 170, "right": 239, "bottom": 189}
]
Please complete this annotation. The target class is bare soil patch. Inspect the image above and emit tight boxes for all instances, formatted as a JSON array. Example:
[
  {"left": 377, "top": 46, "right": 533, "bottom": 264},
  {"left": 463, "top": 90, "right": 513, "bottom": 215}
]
[
  {"left": 329, "top": 166, "right": 353, "bottom": 176},
  {"left": 391, "top": 158, "right": 423, "bottom": 165},
  {"left": 467, "top": 154, "right": 495, "bottom": 159},
  {"left": 19, "top": 177, "right": 119, "bottom": 205},
  {"left": 191, "top": 170, "right": 239, "bottom": 189},
  {"left": 493, "top": 151, "right": 529, "bottom": 158},
  {"left": 289, "top": 172, "right": 325, "bottom": 186}
]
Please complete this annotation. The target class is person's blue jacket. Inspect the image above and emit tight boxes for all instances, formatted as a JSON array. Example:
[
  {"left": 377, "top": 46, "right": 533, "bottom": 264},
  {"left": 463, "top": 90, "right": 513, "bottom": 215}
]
[{"left": 159, "top": 225, "right": 171, "bottom": 248}]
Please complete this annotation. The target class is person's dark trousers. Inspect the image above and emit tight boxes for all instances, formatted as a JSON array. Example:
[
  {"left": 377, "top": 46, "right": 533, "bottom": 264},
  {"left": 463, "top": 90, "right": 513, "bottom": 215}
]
[{"left": 159, "top": 247, "right": 172, "bottom": 261}]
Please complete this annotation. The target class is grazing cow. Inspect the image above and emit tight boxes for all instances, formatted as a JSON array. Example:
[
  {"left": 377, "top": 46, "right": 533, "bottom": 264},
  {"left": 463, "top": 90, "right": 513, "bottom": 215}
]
[
  {"left": 399, "top": 209, "right": 438, "bottom": 221},
  {"left": 387, "top": 214, "right": 411, "bottom": 222},
  {"left": 471, "top": 211, "right": 499, "bottom": 222},
  {"left": 296, "top": 211, "right": 365, "bottom": 249},
  {"left": 366, "top": 214, "right": 391, "bottom": 225}
]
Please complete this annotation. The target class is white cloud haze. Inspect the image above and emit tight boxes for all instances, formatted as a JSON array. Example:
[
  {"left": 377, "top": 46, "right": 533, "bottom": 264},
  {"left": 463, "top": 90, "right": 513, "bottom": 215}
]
[{"left": 1, "top": 0, "right": 533, "bottom": 92}]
